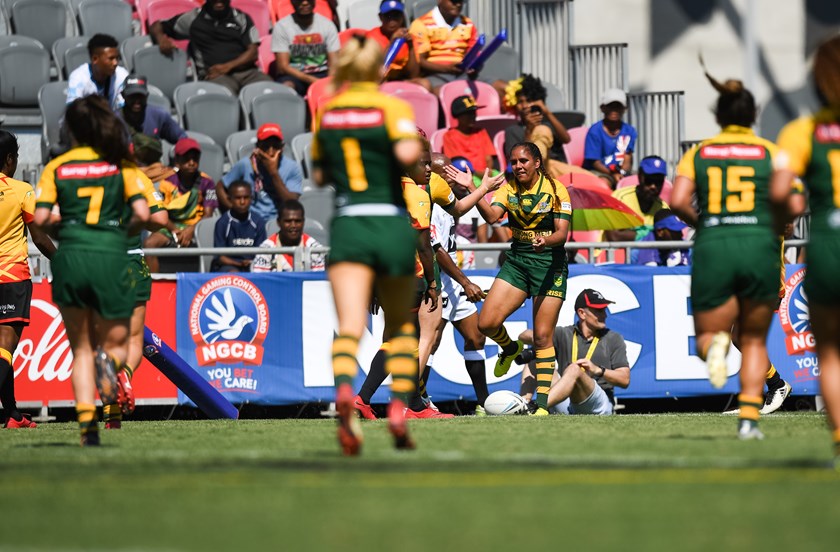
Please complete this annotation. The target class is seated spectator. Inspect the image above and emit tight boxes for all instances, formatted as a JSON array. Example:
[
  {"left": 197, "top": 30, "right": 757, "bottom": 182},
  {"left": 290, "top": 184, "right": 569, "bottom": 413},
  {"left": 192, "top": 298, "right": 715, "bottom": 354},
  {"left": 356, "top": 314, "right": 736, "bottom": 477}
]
[
  {"left": 518, "top": 289, "right": 630, "bottom": 415},
  {"left": 584, "top": 88, "right": 637, "bottom": 187},
  {"left": 367, "top": 1, "right": 428, "bottom": 88},
  {"left": 167, "top": 138, "right": 219, "bottom": 215},
  {"left": 252, "top": 199, "right": 325, "bottom": 272},
  {"left": 144, "top": 138, "right": 216, "bottom": 272},
  {"left": 133, "top": 132, "right": 176, "bottom": 186},
  {"left": 272, "top": 0, "right": 340, "bottom": 96},
  {"left": 633, "top": 209, "right": 691, "bottom": 266},
  {"left": 503, "top": 74, "right": 589, "bottom": 179},
  {"left": 442, "top": 95, "right": 496, "bottom": 174},
  {"left": 604, "top": 155, "right": 669, "bottom": 242},
  {"left": 119, "top": 76, "right": 187, "bottom": 145},
  {"left": 218, "top": 123, "right": 303, "bottom": 222},
  {"left": 150, "top": 0, "right": 271, "bottom": 95},
  {"left": 409, "top": 0, "right": 478, "bottom": 93},
  {"left": 211, "top": 181, "right": 267, "bottom": 272},
  {"left": 67, "top": 34, "right": 128, "bottom": 110}
]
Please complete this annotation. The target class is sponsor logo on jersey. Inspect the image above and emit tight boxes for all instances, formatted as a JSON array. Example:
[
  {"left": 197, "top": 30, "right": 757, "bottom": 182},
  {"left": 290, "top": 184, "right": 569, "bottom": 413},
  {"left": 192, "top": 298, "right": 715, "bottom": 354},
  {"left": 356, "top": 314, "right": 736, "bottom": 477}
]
[
  {"left": 815, "top": 123, "right": 840, "bottom": 143},
  {"left": 699, "top": 145, "right": 766, "bottom": 160},
  {"left": 56, "top": 162, "right": 119, "bottom": 179},
  {"left": 778, "top": 267, "right": 814, "bottom": 356},
  {"left": 320, "top": 108, "right": 384, "bottom": 129},
  {"left": 189, "top": 276, "right": 269, "bottom": 370}
]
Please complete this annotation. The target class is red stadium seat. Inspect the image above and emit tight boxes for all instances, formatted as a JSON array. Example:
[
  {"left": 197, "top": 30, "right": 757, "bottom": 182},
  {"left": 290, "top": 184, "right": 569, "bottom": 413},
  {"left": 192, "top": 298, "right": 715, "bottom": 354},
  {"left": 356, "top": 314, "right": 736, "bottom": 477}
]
[
  {"left": 616, "top": 174, "right": 674, "bottom": 203},
  {"left": 438, "top": 80, "right": 501, "bottom": 129},
  {"left": 380, "top": 81, "right": 428, "bottom": 96},
  {"left": 257, "top": 35, "right": 275, "bottom": 76},
  {"left": 390, "top": 89, "right": 440, "bottom": 139},
  {"left": 563, "top": 126, "right": 587, "bottom": 167},
  {"left": 232, "top": 0, "right": 272, "bottom": 38},
  {"left": 493, "top": 129, "right": 506, "bottom": 170},
  {"left": 429, "top": 128, "right": 445, "bottom": 153},
  {"left": 339, "top": 28, "right": 367, "bottom": 46},
  {"left": 305, "top": 75, "right": 336, "bottom": 122},
  {"left": 144, "top": 0, "right": 198, "bottom": 48}
]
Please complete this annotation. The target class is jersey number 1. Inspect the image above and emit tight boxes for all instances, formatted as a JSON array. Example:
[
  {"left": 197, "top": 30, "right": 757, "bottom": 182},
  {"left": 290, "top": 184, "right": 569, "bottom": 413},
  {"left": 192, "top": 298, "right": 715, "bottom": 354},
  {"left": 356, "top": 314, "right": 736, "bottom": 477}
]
[
  {"left": 341, "top": 137, "right": 368, "bottom": 192},
  {"left": 706, "top": 166, "right": 755, "bottom": 214},
  {"left": 77, "top": 186, "right": 104, "bottom": 224}
]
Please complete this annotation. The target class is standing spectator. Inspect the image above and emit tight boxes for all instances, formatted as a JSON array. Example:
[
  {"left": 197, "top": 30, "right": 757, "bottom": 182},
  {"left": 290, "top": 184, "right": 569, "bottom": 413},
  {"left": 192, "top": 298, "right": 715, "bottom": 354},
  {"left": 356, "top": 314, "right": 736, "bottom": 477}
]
[
  {"left": 150, "top": 0, "right": 271, "bottom": 95},
  {"left": 167, "top": 138, "right": 219, "bottom": 216},
  {"left": 584, "top": 88, "right": 637, "bottom": 188},
  {"left": 367, "top": 1, "right": 426, "bottom": 87},
  {"left": 67, "top": 34, "right": 129, "bottom": 110},
  {"left": 252, "top": 199, "right": 325, "bottom": 272},
  {"left": 409, "top": 0, "right": 478, "bottom": 93},
  {"left": 211, "top": 181, "right": 266, "bottom": 272},
  {"left": 119, "top": 76, "right": 187, "bottom": 145},
  {"left": 218, "top": 123, "right": 303, "bottom": 222},
  {"left": 442, "top": 95, "right": 497, "bottom": 174},
  {"left": 272, "top": 0, "right": 340, "bottom": 96},
  {"left": 605, "top": 155, "right": 669, "bottom": 242},
  {"left": 633, "top": 209, "right": 691, "bottom": 266},
  {"left": 518, "top": 289, "right": 630, "bottom": 415}
]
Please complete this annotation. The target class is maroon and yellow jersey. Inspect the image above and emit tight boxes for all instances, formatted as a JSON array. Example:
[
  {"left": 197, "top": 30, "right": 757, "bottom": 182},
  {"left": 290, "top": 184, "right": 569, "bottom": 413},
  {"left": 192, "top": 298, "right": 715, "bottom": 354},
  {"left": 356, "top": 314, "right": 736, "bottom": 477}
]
[{"left": 0, "top": 173, "right": 36, "bottom": 282}]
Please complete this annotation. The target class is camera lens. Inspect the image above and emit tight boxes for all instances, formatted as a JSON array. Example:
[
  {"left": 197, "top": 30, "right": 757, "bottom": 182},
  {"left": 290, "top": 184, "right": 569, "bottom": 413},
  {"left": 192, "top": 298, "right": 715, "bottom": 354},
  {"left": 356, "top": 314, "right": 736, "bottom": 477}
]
[{"left": 515, "top": 348, "right": 536, "bottom": 365}]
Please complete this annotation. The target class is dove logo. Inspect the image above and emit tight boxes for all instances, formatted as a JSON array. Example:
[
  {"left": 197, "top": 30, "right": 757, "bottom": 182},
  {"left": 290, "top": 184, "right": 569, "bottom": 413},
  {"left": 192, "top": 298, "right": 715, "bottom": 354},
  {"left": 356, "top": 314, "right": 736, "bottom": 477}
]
[
  {"left": 778, "top": 268, "right": 814, "bottom": 355},
  {"left": 189, "top": 276, "right": 269, "bottom": 366}
]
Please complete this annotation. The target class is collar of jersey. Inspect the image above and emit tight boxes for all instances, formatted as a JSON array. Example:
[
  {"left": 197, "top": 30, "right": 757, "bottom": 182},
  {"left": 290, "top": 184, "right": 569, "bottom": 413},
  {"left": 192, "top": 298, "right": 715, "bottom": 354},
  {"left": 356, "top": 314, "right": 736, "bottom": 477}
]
[
  {"left": 513, "top": 172, "right": 545, "bottom": 196},
  {"left": 720, "top": 125, "right": 755, "bottom": 136},
  {"left": 432, "top": 7, "right": 463, "bottom": 29}
]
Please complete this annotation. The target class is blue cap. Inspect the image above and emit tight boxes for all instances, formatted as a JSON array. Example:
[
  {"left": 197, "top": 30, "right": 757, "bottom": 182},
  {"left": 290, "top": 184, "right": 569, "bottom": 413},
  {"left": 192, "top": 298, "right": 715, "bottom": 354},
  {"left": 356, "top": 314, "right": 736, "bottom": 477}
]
[
  {"left": 379, "top": 1, "right": 405, "bottom": 14},
  {"left": 639, "top": 156, "right": 667, "bottom": 175},
  {"left": 451, "top": 156, "right": 475, "bottom": 174},
  {"left": 654, "top": 215, "right": 687, "bottom": 232}
]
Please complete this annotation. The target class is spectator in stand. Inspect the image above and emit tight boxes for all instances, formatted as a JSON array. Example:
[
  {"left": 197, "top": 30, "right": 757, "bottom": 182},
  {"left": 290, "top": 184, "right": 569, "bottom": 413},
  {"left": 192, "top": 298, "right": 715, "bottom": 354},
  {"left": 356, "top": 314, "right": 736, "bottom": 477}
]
[
  {"left": 144, "top": 138, "right": 216, "bottom": 272},
  {"left": 367, "top": 1, "right": 427, "bottom": 88},
  {"left": 503, "top": 74, "right": 587, "bottom": 178},
  {"left": 584, "top": 88, "right": 638, "bottom": 188},
  {"left": 217, "top": 123, "right": 303, "bottom": 222},
  {"left": 150, "top": 0, "right": 271, "bottom": 95},
  {"left": 211, "top": 181, "right": 266, "bottom": 272},
  {"left": 132, "top": 132, "right": 175, "bottom": 189},
  {"left": 119, "top": 76, "right": 187, "bottom": 145},
  {"left": 272, "top": 0, "right": 340, "bottom": 96},
  {"left": 518, "top": 289, "right": 630, "bottom": 415},
  {"left": 252, "top": 199, "right": 326, "bottom": 272},
  {"left": 67, "top": 34, "right": 128, "bottom": 110},
  {"left": 632, "top": 209, "right": 691, "bottom": 266},
  {"left": 442, "top": 95, "right": 497, "bottom": 174},
  {"left": 409, "top": 0, "right": 478, "bottom": 93},
  {"left": 604, "top": 155, "right": 669, "bottom": 242}
]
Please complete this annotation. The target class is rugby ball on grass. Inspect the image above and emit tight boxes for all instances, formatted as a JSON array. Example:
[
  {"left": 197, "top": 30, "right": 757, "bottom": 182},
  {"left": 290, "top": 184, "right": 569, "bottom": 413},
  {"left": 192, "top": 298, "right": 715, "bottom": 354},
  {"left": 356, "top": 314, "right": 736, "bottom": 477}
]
[{"left": 484, "top": 390, "right": 528, "bottom": 416}]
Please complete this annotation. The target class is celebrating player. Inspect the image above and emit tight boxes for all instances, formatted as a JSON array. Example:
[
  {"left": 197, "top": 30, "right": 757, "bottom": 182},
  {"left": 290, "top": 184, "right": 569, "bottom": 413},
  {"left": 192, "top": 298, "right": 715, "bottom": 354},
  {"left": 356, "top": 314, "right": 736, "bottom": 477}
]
[
  {"left": 671, "top": 70, "right": 787, "bottom": 440},
  {"left": 0, "top": 130, "right": 56, "bottom": 428},
  {"left": 33, "top": 96, "right": 150, "bottom": 446},
  {"left": 771, "top": 34, "right": 840, "bottom": 461},
  {"left": 456, "top": 142, "right": 572, "bottom": 416}
]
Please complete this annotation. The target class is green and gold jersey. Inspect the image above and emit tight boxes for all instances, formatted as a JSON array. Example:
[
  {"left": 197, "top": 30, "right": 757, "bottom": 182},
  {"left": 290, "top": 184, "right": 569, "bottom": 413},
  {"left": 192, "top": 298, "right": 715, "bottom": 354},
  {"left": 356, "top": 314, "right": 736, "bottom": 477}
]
[
  {"left": 677, "top": 126, "right": 778, "bottom": 237},
  {"left": 36, "top": 147, "right": 147, "bottom": 252},
  {"left": 491, "top": 173, "right": 572, "bottom": 255},
  {"left": 776, "top": 109, "right": 840, "bottom": 236},
  {"left": 313, "top": 82, "right": 418, "bottom": 216},
  {"left": 125, "top": 173, "right": 163, "bottom": 253}
]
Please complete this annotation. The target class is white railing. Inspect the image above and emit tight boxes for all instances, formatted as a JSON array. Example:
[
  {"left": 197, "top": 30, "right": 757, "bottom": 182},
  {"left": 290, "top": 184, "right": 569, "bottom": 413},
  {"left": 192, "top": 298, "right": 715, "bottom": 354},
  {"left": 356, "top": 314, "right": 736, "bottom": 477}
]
[{"left": 569, "top": 43, "right": 629, "bottom": 124}]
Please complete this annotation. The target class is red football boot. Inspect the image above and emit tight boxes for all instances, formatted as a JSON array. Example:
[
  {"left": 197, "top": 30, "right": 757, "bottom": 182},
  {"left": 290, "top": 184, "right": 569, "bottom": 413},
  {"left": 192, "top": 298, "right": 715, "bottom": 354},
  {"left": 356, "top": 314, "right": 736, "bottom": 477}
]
[
  {"left": 4, "top": 414, "right": 37, "bottom": 428},
  {"left": 117, "top": 370, "right": 135, "bottom": 415},
  {"left": 404, "top": 406, "right": 454, "bottom": 419},
  {"left": 353, "top": 395, "right": 377, "bottom": 420},
  {"left": 336, "top": 383, "right": 363, "bottom": 456},
  {"left": 387, "top": 400, "right": 415, "bottom": 450}
]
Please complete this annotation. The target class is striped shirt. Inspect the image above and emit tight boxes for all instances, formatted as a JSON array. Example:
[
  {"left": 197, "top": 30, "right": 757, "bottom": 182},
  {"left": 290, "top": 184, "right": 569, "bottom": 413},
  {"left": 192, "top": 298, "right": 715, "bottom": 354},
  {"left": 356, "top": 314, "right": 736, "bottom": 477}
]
[{"left": 409, "top": 7, "right": 478, "bottom": 65}]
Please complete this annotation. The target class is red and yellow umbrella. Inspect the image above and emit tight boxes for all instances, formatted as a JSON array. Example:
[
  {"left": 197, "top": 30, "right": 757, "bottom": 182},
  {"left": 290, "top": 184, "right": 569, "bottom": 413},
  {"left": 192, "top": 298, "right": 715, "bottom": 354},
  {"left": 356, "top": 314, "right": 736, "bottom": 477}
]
[{"left": 558, "top": 173, "right": 643, "bottom": 231}]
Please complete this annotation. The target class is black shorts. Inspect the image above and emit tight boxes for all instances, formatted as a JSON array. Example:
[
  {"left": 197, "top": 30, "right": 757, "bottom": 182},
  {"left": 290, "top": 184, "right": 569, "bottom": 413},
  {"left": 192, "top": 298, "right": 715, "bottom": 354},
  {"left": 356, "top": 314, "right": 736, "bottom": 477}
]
[{"left": 0, "top": 280, "right": 32, "bottom": 325}]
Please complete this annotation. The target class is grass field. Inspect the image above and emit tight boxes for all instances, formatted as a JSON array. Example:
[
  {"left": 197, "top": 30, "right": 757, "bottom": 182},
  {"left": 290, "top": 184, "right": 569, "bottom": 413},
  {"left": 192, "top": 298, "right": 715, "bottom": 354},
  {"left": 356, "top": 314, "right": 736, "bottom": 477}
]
[{"left": 2, "top": 413, "right": 839, "bottom": 551}]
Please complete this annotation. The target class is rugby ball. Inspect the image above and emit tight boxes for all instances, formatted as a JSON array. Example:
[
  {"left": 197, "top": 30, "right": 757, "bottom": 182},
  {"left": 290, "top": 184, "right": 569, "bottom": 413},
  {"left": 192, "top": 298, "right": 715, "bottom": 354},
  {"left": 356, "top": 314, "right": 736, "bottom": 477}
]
[{"left": 484, "top": 390, "right": 528, "bottom": 416}]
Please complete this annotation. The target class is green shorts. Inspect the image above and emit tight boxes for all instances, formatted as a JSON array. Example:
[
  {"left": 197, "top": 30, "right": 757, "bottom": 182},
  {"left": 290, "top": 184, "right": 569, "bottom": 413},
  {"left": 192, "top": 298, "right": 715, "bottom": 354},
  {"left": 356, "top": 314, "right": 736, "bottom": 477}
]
[
  {"left": 691, "top": 232, "right": 781, "bottom": 312},
  {"left": 328, "top": 216, "right": 416, "bottom": 277},
  {"left": 127, "top": 254, "right": 152, "bottom": 303},
  {"left": 51, "top": 249, "right": 134, "bottom": 320},
  {"left": 496, "top": 249, "right": 568, "bottom": 299},
  {"left": 804, "top": 233, "right": 840, "bottom": 306}
]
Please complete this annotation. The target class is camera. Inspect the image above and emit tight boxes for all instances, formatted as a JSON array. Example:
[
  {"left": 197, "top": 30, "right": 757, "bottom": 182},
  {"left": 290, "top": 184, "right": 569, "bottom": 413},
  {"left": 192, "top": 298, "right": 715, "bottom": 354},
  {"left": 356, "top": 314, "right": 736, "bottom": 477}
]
[
  {"left": 514, "top": 347, "right": 536, "bottom": 365},
  {"left": 529, "top": 105, "right": 541, "bottom": 114}
]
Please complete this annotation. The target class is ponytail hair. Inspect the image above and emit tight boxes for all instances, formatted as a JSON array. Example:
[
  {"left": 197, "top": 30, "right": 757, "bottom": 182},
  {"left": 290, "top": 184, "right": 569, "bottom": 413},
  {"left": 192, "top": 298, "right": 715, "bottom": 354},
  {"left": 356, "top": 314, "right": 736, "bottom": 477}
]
[
  {"left": 333, "top": 35, "right": 384, "bottom": 88},
  {"left": 814, "top": 35, "right": 840, "bottom": 110},
  {"left": 699, "top": 54, "right": 757, "bottom": 128}
]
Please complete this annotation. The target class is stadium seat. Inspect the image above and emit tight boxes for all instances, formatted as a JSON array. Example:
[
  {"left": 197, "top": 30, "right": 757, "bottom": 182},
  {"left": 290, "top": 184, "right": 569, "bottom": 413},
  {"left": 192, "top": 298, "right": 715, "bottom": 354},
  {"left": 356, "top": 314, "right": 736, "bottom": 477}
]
[
  {"left": 9, "top": 0, "right": 68, "bottom": 53},
  {"left": 300, "top": 177, "right": 315, "bottom": 193},
  {"left": 183, "top": 93, "right": 240, "bottom": 149},
  {"left": 290, "top": 132, "right": 312, "bottom": 175},
  {"left": 173, "top": 81, "right": 233, "bottom": 125},
  {"left": 301, "top": 141, "right": 313, "bottom": 178},
  {"left": 338, "top": 28, "right": 367, "bottom": 47},
  {"left": 473, "top": 250, "right": 500, "bottom": 270},
  {"left": 439, "top": 80, "right": 501, "bottom": 129},
  {"left": 544, "top": 82, "right": 566, "bottom": 111},
  {"left": 53, "top": 36, "right": 90, "bottom": 80},
  {"left": 380, "top": 81, "right": 429, "bottom": 96},
  {"left": 563, "top": 126, "right": 588, "bottom": 167},
  {"left": 493, "top": 130, "right": 507, "bottom": 170},
  {"left": 391, "top": 89, "right": 439, "bottom": 139},
  {"left": 120, "top": 35, "right": 153, "bottom": 73},
  {"left": 410, "top": 0, "right": 436, "bottom": 19},
  {"left": 146, "top": 83, "right": 172, "bottom": 111},
  {"left": 265, "top": 217, "right": 278, "bottom": 237},
  {"left": 251, "top": 93, "right": 306, "bottom": 140},
  {"left": 239, "top": 81, "right": 297, "bottom": 129},
  {"left": 0, "top": 36, "right": 50, "bottom": 106},
  {"left": 299, "top": 187, "right": 335, "bottom": 232},
  {"left": 231, "top": 0, "right": 272, "bottom": 38},
  {"left": 429, "top": 129, "right": 445, "bottom": 153},
  {"left": 144, "top": 0, "right": 197, "bottom": 49},
  {"left": 475, "top": 114, "right": 517, "bottom": 138},
  {"left": 225, "top": 129, "right": 257, "bottom": 164},
  {"left": 133, "top": 46, "right": 189, "bottom": 101},
  {"left": 37, "top": 81, "right": 69, "bottom": 163},
  {"left": 477, "top": 44, "right": 520, "bottom": 85},
  {"left": 346, "top": 0, "right": 379, "bottom": 30},
  {"left": 304, "top": 218, "right": 328, "bottom": 246},
  {"left": 193, "top": 215, "right": 221, "bottom": 272},
  {"left": 304, "top": 75, "right": 334, "bottom": 122},
  {"left": 616, "top": 174, "right": 674, "bottom": 204},
  {"left": 77, "top": 0, "right": 134, "bottom": 43},
  {"left": 257, "top": 36, "right": 276, "bottom": 76},
  {"left": 183, "top": 131, "right": 225, "bottom": 182},
  {"left": 554, "top": 110, "right": 586, "bottom": 130}
]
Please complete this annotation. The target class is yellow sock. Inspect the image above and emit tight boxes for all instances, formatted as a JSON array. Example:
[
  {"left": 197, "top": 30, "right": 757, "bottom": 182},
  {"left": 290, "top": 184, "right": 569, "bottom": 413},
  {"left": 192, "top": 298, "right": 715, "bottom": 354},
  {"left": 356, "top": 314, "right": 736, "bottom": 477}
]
[
  {"left": 121, "top": 362, "right": 135, "bottom": 380},
  {"left": 332, "top": 335, "right": 359, "bottom": 388},
  {"left": 76, "top": 403, "right": 97, "bottom": 437},
  {"left": 387, "top": 322, "right": 418, "bottom": 403},
  {"left": 738, "top": 394, "right": 763, "bottom": 422},
  {"left": 534, "top": 347, "right": 555, "bottom": 409},
  {"left": 0, "top": 347, "right": 11, "bottom": 364},
  {"left": 486, "top": 326, "right": 515, "bottom": 354},
  {"left": 766, "top": 365, "right": 777, "bottom": 379},
  {"left": 103, "top": 404, "right": 122, "bottom": 423}
]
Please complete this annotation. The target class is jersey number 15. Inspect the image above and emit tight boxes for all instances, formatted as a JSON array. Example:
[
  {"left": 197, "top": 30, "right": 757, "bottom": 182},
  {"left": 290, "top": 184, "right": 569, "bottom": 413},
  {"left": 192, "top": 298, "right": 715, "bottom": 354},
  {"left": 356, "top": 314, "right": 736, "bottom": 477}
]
[{"left": 706, "top": 165, "right": 755, "bottom": 214}]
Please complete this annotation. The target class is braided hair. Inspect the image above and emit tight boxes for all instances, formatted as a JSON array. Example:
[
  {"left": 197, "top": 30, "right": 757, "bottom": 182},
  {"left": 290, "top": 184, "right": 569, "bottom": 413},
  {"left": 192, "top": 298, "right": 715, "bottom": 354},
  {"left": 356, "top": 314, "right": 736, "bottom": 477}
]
[{"left": 510, "top": 141, "right": 558, "bottom": 204}]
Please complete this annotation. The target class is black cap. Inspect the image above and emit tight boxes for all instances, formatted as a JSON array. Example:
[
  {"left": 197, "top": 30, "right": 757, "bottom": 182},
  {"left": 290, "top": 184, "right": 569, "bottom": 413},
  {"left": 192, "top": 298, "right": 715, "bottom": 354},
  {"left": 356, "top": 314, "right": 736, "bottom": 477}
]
[
  {"left": 122, "top": 75, "right": 149, "bottom": 97},
  {"left": 451, "top": 95, "right": 482, "bottom": 117},
  {"left": 574, "top": 289, "right": 614, "bottom": 311}
]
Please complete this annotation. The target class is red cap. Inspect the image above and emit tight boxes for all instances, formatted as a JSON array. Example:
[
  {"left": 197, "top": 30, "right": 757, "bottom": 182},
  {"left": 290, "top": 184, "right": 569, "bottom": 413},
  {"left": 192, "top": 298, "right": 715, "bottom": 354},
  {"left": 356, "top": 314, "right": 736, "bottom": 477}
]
[
  {"left": 174, "top": 137, "right": 201, "bottom": 156},
  {"left": 257, "top": 123, "right": 284, "bottom": 141}
]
